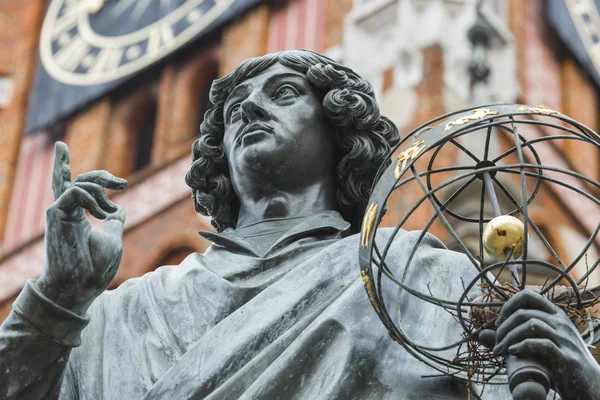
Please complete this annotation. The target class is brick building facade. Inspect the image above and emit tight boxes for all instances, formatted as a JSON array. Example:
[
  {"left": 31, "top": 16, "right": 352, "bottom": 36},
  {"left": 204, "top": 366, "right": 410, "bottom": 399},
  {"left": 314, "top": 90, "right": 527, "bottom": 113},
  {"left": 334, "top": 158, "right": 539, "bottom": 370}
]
[{"left": 0, "top": 0, "right": 598, "bottom": 365}]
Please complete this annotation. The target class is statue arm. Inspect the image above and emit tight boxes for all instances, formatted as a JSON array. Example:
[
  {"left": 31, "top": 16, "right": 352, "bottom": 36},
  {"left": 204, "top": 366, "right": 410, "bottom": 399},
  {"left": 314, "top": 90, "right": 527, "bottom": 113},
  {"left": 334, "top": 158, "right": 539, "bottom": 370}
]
[
  {"left": 0, "top": 143, "right": 127, "bottom": 398},
  {"left": 0, "top": 280, "right": 90, "bottom": 399}
]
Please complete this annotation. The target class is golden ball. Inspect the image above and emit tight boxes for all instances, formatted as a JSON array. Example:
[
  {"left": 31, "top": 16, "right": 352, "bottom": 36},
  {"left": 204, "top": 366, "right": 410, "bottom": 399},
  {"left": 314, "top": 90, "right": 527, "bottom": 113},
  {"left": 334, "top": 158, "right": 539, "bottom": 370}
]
[{"left": 482, "top": 215, "right": 525, "bottom": 261}]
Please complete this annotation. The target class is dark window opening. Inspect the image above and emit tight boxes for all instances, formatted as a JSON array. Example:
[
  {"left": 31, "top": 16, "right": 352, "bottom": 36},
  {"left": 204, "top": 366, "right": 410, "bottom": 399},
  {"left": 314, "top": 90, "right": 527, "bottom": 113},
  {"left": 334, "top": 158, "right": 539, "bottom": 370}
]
[
  {"left": 134, "top": 101, "right": 157, "bottom": 171},
  {"left": 195, "top": 90, "right": 211, "bottom": 133},
  {"left": 194, "top": 68, "right": 219, "bottom": 136},
  {"left": 47, "top": 119, "right": 67, "bottom": 141},
  {"left": 154, "top": 247, "right": 195, "bottom": 269}
]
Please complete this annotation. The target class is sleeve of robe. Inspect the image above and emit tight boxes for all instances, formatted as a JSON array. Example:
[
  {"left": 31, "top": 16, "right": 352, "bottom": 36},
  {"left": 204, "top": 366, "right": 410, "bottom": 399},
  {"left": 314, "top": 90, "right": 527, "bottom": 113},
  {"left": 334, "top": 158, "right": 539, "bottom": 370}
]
[
  {"left": 0, "top": 252, "right": 238, "bottom": 400},
  {"left": 0, "top": 280, "right": 90, "bottom": 399}
]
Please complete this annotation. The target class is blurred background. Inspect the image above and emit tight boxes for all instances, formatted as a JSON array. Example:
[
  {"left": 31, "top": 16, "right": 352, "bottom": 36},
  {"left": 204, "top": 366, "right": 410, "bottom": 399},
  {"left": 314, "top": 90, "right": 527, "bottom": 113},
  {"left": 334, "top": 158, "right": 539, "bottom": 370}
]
[{"left": 0, "top": 0, "right": 599, "bottom": 339}]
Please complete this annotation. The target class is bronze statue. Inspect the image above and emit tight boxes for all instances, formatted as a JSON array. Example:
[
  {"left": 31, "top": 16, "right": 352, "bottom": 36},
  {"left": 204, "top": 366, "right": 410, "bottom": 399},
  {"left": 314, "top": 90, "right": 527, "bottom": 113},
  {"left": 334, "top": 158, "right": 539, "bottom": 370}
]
[{"left": 1, "top": 50, "right": 598, "bottom": 399}]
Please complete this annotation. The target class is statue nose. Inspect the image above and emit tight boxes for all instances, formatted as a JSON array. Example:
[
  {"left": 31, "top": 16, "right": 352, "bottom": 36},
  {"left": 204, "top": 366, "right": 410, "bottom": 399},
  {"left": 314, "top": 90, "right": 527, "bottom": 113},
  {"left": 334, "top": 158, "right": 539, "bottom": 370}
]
[{"left": 241, "top": 98, "right": 270, "bottom": 123}]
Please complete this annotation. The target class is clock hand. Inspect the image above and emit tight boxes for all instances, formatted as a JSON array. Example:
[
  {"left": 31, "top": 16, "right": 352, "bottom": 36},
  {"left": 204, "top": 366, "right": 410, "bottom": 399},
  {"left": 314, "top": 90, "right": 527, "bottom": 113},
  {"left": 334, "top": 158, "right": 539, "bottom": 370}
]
[
  {"left": 111, "top": 0, "right": 137, "bottom": 18},
  {"left": 132, "top": 0, "right": 152, "bottom": 23},
  {"left": 160, "top": 0, "right": 173, "bottom": 11}
]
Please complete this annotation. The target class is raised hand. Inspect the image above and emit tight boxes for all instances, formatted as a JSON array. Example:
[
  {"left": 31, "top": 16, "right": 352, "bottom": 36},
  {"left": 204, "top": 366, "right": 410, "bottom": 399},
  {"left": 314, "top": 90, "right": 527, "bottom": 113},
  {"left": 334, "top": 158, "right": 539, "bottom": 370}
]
[
  {"left": 480, "top": 290, "right": 600, "bottom": 400},
  {"left": 35, "top": 142, "right": 128, "bottom": 316}
]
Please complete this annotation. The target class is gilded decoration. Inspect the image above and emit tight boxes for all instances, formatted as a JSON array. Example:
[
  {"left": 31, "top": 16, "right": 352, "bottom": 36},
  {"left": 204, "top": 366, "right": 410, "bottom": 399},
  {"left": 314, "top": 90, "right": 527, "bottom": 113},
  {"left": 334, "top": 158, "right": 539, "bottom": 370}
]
[
  {"left": 361, "top": 270, "right": 381, "bottom": 313},
  {"left": 443, "top": 108, "right": 499, "bottom": 131},
  {"left": 517, "top": 105, "right": 562, "bottom": 116},
  {"left": 394, "top": 140, "right": 428, "bottom": 179},
  {"left": 361, "top": 203, "right": 378, "bottom": 248}
]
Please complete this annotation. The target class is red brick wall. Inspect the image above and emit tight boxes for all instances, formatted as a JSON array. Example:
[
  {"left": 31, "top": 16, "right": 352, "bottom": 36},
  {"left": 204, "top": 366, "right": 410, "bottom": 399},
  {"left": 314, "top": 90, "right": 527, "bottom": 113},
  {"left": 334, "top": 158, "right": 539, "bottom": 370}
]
[
  {"left": 325, "top": 0, "right": 353, "bottom": 49},
  {"left": 64, "top": 99, "right": 112, "bottom": 177},
  {"left": 161, "top": 48, "right": 220, "bottom": 162},
  {"left": 104, "top": 86, "right": 159, "bottom": 178},
  {"left": 219, "top": 4, "right": 270, "bottom": 76},
  {"left": 0, "top": 0, "right": 45, "bottom": 245},
  {"left": 561, "top": 59, "right": 600, "bottom": 182}
]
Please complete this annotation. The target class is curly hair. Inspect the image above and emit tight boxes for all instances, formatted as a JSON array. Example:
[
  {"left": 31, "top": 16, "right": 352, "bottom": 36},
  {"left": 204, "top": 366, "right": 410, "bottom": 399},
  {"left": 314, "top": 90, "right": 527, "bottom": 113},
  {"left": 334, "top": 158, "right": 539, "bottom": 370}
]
[{"left": 185, "top": 50, "right": 400, "bottom": 233}]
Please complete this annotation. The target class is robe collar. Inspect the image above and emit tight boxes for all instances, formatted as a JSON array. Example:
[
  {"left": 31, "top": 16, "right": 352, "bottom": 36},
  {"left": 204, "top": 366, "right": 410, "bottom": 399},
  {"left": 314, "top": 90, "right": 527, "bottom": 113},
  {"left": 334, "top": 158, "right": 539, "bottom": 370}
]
[{"left": 198, "top": 211, "right": 351, "bottom": 257}]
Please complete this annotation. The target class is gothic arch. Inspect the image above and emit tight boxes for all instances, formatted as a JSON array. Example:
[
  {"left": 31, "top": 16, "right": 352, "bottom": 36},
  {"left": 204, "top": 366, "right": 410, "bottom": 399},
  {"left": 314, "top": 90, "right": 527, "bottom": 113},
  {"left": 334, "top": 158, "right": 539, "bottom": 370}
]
[
  {"left": 152, "top": 47, "right": 221, "bottom": 164},
  {"left": 105, "top": 86, "right": 160, "bottom": 178}
]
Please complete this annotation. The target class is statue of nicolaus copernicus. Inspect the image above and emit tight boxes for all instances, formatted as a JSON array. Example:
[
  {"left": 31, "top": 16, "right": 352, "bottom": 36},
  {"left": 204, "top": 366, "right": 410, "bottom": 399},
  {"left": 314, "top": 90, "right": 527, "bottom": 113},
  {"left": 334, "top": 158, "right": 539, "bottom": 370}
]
[{"left": 1, "top": 50, "right": 598, "bottom": 399}]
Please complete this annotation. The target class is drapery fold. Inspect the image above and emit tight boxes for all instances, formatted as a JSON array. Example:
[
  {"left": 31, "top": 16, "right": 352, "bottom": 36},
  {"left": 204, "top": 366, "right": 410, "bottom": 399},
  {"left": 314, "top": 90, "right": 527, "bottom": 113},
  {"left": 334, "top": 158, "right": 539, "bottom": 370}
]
[{"left": 2, "top": 211, "right": 514, "bottom": 399}]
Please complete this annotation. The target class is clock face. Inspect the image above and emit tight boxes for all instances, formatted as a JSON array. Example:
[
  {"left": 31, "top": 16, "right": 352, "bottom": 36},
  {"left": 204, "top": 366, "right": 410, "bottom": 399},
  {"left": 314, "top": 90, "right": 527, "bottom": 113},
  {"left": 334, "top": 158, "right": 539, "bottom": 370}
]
[{"left": 40, "top": 0, "right": 234, "bottom": 86}]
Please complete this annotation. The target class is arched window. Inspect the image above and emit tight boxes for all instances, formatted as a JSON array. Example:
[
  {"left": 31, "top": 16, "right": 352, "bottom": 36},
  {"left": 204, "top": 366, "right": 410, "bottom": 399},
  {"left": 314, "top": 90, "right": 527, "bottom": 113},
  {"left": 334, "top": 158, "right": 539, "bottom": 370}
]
[
  {"left": 153, "top": 48, "right": 220, "bottom": 162},
  {"left": 134, "top": 100, "right": 157, "bottom": 171},
  {"left": 154, "top": 247, "right": 196, "bottom": 268},
  {"left": 193, "top": 65, "right": 219, "bottom": 136},
  {"left": 106, "top": 86, "right": 159, "bottom": 178}
]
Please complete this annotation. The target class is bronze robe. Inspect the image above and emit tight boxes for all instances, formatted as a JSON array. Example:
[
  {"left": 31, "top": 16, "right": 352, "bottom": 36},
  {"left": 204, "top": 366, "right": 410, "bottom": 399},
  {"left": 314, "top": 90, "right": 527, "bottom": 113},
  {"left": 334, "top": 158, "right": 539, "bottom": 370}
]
[{"left": 0, "top": 211, "right": 514, "bottom": 399}]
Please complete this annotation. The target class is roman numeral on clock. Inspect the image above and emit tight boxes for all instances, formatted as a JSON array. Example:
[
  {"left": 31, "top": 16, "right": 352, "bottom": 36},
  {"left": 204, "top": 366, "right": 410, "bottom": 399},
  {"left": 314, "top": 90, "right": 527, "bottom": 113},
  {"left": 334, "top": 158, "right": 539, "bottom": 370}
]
[
  {"left": 55, "top": 36, "right": 91, "bottom": 72},
  {"left": 89, "top": 48, "right": 124, "bottom": 74},
  {"left": 147, "top": 25, "right": 175, "bottom": 55},
  {"left": 40, "top": 0, "right": 233, "bottom": 85},
  {"left": 52, "top": 8, "right": 78, "bottom": 38}
]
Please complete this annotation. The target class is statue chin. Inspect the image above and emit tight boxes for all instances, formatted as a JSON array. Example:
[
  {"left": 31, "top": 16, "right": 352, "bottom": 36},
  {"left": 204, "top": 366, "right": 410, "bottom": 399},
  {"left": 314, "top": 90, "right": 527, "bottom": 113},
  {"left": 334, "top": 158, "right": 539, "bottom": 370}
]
[
  {"left": 238, "top": 145, "right": 273, "bottom": 173},
  {"left": 237, "top": 140, "right": 292, "bottom": 177}
]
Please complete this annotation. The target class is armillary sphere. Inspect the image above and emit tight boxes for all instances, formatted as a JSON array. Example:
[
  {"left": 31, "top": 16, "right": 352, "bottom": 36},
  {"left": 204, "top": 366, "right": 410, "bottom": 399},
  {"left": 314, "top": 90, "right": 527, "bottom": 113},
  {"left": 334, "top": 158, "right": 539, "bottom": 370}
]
[{"left": 358, "top": 103, "right": 600, "bottom": 399}]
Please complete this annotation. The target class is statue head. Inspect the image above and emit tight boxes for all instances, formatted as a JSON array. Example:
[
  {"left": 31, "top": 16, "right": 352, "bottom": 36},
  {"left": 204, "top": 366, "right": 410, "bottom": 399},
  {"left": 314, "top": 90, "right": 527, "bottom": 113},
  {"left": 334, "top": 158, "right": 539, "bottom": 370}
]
[{"left": 185, "top": 50, "right": 400, "bottom": 232}]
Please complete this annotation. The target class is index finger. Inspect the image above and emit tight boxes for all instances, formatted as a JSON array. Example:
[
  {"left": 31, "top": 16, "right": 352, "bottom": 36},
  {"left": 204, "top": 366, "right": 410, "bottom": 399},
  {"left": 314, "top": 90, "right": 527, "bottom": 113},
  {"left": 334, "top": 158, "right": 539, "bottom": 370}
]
[
  {"left": 52, "top": 141, "right": 72, "bottom": 200},
  {"left": 74, "top": 170, "right": 128, "bottom": 191}
]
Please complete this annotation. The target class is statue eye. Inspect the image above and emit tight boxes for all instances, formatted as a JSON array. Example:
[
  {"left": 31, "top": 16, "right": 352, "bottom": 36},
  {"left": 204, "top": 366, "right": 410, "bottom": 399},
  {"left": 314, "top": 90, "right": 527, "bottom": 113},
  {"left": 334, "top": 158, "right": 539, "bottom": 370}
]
[
  {"left": 274, "top": 84, "right": 298, "bottom": 99},
  {"left": 228, "top": 104, "right": 241, "bottom": 121}
]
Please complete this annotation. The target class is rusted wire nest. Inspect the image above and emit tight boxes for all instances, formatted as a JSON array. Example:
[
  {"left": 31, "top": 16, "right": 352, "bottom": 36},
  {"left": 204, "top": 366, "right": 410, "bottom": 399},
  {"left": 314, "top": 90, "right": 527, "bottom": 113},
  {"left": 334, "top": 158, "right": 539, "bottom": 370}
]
[
  {"left": 470, "top": 283, "right": 599, "bottom": 330},
  {"left": 358, "top": 103, "right": 600, "bottom": 386}
]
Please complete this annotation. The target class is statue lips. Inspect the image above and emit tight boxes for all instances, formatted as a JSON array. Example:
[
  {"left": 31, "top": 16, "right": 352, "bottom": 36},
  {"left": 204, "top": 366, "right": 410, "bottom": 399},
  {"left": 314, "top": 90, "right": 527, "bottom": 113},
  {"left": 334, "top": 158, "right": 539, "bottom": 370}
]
[{"left": 237, "top": 123, "right": 274, "bottom": 146}]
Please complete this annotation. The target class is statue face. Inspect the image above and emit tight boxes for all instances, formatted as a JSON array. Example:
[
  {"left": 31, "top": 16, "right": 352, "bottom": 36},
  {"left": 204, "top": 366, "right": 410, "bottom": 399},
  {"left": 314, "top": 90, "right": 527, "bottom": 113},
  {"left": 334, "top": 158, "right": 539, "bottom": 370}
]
[{"left": 222, "top": 63, "right": 334, "bottom": 193}]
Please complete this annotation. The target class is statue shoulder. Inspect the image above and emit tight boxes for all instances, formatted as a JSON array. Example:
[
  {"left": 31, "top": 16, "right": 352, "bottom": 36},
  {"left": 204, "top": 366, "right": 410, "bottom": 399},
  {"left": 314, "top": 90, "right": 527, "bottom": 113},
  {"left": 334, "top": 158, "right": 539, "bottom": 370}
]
[{"left": 99, "top": 252, "right": 204, "bottom": 301}]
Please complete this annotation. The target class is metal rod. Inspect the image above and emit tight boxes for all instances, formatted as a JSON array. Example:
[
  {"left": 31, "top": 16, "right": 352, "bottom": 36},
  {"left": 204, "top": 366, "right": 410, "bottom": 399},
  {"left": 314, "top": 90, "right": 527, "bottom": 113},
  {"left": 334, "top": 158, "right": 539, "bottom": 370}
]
[
  {"left": 482, "top": 171, "right": 520, "bottom": 287},
  {"left": 482, "top": 171, "right": 501, "bottom": 217}
]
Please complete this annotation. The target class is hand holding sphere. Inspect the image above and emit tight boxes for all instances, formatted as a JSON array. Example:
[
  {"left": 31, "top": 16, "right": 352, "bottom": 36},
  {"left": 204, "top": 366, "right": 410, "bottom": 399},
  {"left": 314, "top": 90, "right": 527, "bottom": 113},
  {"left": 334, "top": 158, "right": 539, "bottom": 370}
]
[{"left": 359, "top": 104, "right": 600, "bottom": 400}]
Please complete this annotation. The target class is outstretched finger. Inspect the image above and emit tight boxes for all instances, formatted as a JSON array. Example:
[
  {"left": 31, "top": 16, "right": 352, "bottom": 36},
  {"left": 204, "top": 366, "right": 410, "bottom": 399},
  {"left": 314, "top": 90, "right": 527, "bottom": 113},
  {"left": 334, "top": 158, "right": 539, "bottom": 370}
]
[
  {"left": 74, "top": 170, "right": 128, "bottom": 191},
  {"left": 72, "top": 182, "right": 118, "bottom": 213},
  {"left": 102, "top": 205, "right": 125, "bottom": 239},
  {"left": 56, "top": 186, "right": 107, "bottom": 220},
  {"left": 52, "top": 142, "right": 72, "bottom": 200}
]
